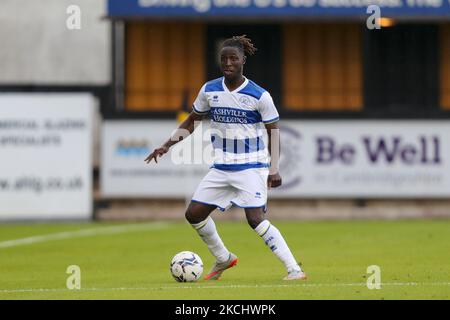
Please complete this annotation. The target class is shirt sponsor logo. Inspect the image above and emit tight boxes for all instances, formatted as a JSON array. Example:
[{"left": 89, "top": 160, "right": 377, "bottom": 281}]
[{"left": 210, "top": 107, "right": 262, "bottom": 124}]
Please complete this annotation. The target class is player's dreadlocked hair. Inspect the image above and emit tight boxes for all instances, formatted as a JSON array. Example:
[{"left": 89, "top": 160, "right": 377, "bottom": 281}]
[{"left": 221, "top": 35, "right": 257, "bottom": 56}]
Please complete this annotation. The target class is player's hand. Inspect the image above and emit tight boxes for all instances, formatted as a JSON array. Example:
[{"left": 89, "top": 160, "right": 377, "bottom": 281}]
[
  {"left": 144, "top": 146, "right": 169, "bottom": 164},
  {"left": 268, "top": 173, "right": 282, "bottom": 189}
]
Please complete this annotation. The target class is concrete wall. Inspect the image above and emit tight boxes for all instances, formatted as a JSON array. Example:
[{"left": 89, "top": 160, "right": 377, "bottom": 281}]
[{"left": 0, "top": 0, "right": 110, "bottom": 85}]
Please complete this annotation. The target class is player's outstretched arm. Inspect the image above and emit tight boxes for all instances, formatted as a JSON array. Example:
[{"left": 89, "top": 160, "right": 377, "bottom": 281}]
[
  {"left": 144, "top": 112, "right": 204, "bottom": 164},
  {"left": 265, "top": 121, "right": 282, "bottom": 189}
]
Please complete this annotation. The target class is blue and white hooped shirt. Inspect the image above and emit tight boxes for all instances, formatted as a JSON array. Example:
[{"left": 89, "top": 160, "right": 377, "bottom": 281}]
[{"left": 192, "top": 76, "right": 279, "bottom": 171}]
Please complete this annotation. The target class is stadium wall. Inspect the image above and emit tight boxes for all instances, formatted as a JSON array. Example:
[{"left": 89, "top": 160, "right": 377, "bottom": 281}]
[{"left": 0, "top": 0, "right": 110, "bottom": 85}]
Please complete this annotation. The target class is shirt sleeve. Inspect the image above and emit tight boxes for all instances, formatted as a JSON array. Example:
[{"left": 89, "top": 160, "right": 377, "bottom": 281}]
[
  {"left": 192, "top": 84, "right": 210, "bottom": 115},
  {"left": 258, "top": 91, "right": 280, "bottom": 124}
]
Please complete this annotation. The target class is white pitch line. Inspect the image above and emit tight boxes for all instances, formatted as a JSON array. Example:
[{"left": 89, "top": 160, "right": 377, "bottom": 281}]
[
  {"left": 0, "top": 222, "right": 169, "bottom": 249},
  {"left": 1, "top": 282, "right": 450, "bottom": 294}
]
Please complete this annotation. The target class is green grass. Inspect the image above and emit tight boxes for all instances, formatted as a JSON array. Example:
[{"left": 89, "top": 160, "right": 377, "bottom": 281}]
[{"left": 0, "top": 219, "right": 449, "bottom": 300}]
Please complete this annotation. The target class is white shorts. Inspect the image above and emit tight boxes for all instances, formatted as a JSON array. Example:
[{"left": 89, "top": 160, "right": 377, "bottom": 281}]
[{"left": 192, "top": 168, "right": 269, "bottom": 212}]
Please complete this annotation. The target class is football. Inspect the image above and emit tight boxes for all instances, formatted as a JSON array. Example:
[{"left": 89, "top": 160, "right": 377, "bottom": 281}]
[{"left": 170, "top": 251, "right": 204, "bottom": 282}]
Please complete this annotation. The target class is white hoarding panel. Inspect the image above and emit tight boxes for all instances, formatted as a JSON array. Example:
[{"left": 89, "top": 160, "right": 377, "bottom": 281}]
[{"left": 0, "top": 94, "right": 93, "bottom": 220}]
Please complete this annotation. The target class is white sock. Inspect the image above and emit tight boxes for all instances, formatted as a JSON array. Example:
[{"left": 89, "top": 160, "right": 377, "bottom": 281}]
[
  {"left": 254, "top": 220, "right": 301, "bottom": 272},
  {"left": 191, "top": 217, "right": 230, "bottom": 263}
]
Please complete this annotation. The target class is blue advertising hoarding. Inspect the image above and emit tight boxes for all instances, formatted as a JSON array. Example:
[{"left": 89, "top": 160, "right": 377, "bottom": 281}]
[{"left": 108, "top": 0, "right": 450, "bottom": 19}]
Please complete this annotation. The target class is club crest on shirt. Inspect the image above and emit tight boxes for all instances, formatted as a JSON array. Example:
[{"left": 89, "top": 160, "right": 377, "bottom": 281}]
[{"left": 239, "top": 96, "right": 252, "bottom": 107}]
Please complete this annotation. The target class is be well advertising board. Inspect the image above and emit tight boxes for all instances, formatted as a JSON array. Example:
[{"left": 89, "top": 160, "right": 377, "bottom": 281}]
[
  {"left": 102, "top": 120, "right": 450, "bottom": 198},
  {"left": 0, "top": 94, "right": 93, "bottom": 220},
  {"left": 274, "top": 120, "right": 450, "bottom": 198}
]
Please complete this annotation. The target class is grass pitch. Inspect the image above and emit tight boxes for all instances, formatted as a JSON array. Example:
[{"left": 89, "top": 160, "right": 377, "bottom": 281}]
[{"left": 0, "top": 219, "right": 449, "bottom": 300}]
